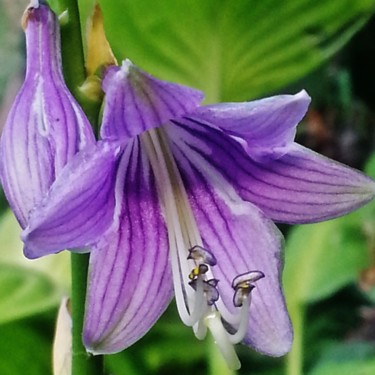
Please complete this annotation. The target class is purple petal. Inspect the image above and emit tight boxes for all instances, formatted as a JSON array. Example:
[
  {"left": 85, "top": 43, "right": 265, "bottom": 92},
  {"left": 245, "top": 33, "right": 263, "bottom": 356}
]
[
  {"left": 191, "top": 90, "right": 310, "bottom": 161},
  {"left": 0, "top": 4, "right": 95, "bottom": 228},
  {"left": 248, "top": 144, "right": 375, "bottom": 223},
  {"left": 168, "top": 129, "right": 291, "bottom": 356},
  {"left": 100, "top": 59, "right": 204, "bottom": 142},
  {"left": 83, "top": 138, "right": 172, "bottom": 354},
  {"left": 167, "top": 119, "right": 375, "bottom": 224},
  {"left": 22, "top": 142, "right": 121, "bottom": 259}
]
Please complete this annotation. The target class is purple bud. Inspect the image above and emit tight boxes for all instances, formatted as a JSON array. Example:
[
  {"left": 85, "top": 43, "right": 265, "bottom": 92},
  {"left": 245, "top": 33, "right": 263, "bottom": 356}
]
[{"left": 0, "top": 4, "right": 95, "bottom": 227}]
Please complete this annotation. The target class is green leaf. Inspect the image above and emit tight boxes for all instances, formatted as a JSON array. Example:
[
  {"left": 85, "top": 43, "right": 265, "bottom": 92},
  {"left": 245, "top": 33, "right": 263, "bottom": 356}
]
[
  {"left": 0, "top": 210, "right": 70, "bottom": 290},
  {"left": 0, "top": 1, "right": 23, "bottom": 100},
  {"left": 0, "top": 264, "right": 60, "bottom": 325},
  {"left": 308, "top": 342, "right": 375, "bottom": 375},
  {"left": 94, "top": 0, "right": 375, "bottom": 102},
  {"left": 105, "top": 353, "right": 141, "bottom": 375},
  {"left": 0, "top": 210, "right": 70, "bottom": 324},
  {"left": 0, "top": 321, "right": 52, "bottom": 375},
  {"left": 283, "top": 214, "right": 369, "bottom": 304},
  {"left": 364, "top": 152, "right": 375, "bottom": 179}
]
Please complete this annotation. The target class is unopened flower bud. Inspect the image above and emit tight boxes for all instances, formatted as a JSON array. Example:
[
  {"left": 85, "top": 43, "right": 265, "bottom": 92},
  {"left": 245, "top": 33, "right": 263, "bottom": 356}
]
[{"left": 0, "top": 3, "right": 95, "bottom": 228}]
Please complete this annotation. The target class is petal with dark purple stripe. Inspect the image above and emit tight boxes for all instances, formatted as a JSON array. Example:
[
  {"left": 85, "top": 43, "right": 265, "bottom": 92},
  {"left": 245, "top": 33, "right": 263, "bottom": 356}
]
[
  {"left": 83, "top": 138, "right": 172, "bottom": 354},
  {"left": 100, "top": 59, "right": 204, "bottom": 142},
  {"left": 191, "top": 90, "right": 310, "bottom": 161},
  {"left": 22, "top": 141, "right": 121, "bottom": 259},
  {"left": 167, "top": 119, "right": 375, "bottom": 224},
  {"left": 168, "top": 130, "right": 291, "bottom": 356},
  {"left": 0, "top": 4, "right": 95, "bottom": 228}
]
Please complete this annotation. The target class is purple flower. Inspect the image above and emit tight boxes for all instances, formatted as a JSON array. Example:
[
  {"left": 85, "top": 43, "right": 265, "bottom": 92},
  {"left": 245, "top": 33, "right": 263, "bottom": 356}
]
[
  {"left": 21, "top": 60, "right": 375, "bottom": 368},
  {"left": 0, "top": 4, "right": 95, "bottom": 228}
]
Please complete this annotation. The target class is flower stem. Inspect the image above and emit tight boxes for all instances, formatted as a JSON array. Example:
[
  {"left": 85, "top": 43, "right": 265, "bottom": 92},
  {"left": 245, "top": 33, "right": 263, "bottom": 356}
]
[
  {"left": 54, "top": 0, "right": 103, "bottom": 373},
  {"left": 286, "top": 303, "right": 305, "bottom": 375},
  {"left": 71, "top": 253, "right": 103, "bottom": 375},
  {"left": 55, "top": 0, "right": 86, "bottom": 93},
  {"left": 55, "top": 0, "right": 101, "bottom": 127}
]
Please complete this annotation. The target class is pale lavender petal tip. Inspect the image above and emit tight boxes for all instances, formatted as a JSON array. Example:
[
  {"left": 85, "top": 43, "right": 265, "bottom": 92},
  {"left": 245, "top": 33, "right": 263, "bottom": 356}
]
[{"left": 100, "top": 59, "right": 204, "bottom": 142}]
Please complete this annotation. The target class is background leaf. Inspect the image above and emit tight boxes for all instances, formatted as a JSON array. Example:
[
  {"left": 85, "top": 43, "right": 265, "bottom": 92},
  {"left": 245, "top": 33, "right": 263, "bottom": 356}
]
[
  {"left": 0, "top": 320, "right": 52, "bottom": 375},
  {"left": 0, "top": 264, "right": 59, "bottom": 325},
  {"left": 93, "top": 0, "right": 375, "bottom": 102},
  {"left": 308, "top": 342, "right": 375, "bottom": 375},
  {"left": 0, "top": 210, "right": 70, "bottom": 289},
  {"left": 283, "top": 213, "right": 369, "bottom": 304},
  {"left": 0, "top": 0, "right": 23, "bottom": 102},
  {"left": 0, "top": 210, "right": 70, "bottom": 324}
]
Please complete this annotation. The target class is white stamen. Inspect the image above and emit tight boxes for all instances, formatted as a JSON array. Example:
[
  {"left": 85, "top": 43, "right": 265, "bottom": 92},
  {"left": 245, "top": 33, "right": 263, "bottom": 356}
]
[
  {"left": 193, "top": 319, "right": 208, "bottom": 340},
  {"left": 228, "top": 295, "right": 251, "bottom": 344},
  {"left": 141, "top": 127, "right": 259, "bottom": 368},
  {"left": 188, "top": 278, "right": 208, "bottom": 322},
  {"left": 204, "top": 311, "right": 241, "bottom": 370},
  {"left": 141, "top": 130, "right": 206, "bottom": 326}
]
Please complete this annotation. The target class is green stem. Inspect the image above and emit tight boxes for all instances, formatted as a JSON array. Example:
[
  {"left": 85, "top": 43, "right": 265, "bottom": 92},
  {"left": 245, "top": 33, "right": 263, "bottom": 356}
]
[
  {"left": 286, "top": 303, "right": 305, "bottom": 375},
  {"left": 53, "top": 0, "right": 103, "bottom": 373},
  {"left": 55, "top": 0, "right": 101, "bottom": 127},
  {"left": 71, "top": 253, "right": 103, "bottom": 375},
  {"left": 55, "top": 0, "right": 86, "bottom": 92}
]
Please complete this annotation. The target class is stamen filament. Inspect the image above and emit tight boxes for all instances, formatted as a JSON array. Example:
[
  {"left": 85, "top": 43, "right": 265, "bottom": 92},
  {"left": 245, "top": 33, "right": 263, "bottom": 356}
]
[
  {"left": 215, "top": 299, "right": 242, "bottom": 326},
  {"left": 141, "top": 129, "right": 207, "bottom": 326},
  {"left": 141, "top": 128, "right": 254, "bottom": 366},
  {"left": 204, "top": 311, "right": 241, "bottom": 370},
  {"left": 228, "top": 295, "right": 251, "bottom": 344},
  {"left": 193, "top": 319, "right": 208, "bottom": 340}
]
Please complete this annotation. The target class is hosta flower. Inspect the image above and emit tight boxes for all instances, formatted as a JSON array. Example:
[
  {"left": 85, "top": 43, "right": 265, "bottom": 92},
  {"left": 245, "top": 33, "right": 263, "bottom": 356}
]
[
  {"left": 22, "top": 61, "right": 375, "bottom": 368},
  {"left": 0, "top": 3, "right": 94, "bottom": 228}
]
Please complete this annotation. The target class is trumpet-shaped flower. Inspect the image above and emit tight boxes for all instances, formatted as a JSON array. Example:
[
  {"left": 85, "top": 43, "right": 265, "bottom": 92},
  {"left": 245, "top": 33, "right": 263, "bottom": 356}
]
[
  {"left": 0, "top": 4, "right": 95, "bottom": 228},
  {"left": 22, "top": 61, "right": 375, "bottom": 368}
]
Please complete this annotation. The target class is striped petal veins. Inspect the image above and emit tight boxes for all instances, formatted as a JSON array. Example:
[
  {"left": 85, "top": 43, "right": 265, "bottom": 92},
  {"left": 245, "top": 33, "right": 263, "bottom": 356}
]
[
  {"left": 0, "top": 4, "right": 95, "bottom": 228},
  {"left": 141, "top": 128, "right": 281, "bottom": 369}
]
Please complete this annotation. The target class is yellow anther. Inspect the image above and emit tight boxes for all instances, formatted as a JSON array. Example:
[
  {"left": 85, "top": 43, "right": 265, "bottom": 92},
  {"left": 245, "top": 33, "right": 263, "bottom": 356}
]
[
  {"left": 188, "top": 264, "right": 209, "bottom": 280},
  {"left": 236, "top": 281, "right": 252, "bottom": 290},
  {"left": 189, "top": 267, "right": 200, "bottom": 280}
]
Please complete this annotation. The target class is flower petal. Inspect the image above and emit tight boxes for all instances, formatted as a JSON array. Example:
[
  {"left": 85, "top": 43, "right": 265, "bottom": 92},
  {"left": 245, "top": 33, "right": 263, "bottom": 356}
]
[
  {"left": 167, "top": 127, "right": 291, "bottom": 356},
  {"left": 83, "top": 138, "right": 172, "bottom": 354},
  {"left": 100, "top": 59, "right": 204, "bottom": 142},
  {"left": 22, "top": 142, "right": 121, "bottom": 259},
  {"left": 0, "top": 4, "right": 95, "bottom": 227},
  {"left": 167, "top": 119, "right": 375, "bottom": 224},
  {"left": 191, "top": 90, "right": 310, "bottom": 161}
]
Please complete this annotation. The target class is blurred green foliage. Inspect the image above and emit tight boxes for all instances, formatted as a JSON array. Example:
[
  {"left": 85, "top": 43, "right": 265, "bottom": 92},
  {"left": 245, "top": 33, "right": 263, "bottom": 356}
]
[
  {"left": 1, "top": 0, "right": 375, "bottom": 374},
  {"left": 0, "top": 317, "right": 52, "bottom": 375},
  {"left": 283, "top": 214, "right": 369, "bottom": 304},
  {"left": 309, "top": 342, "right": 375, "bottom": 375},
  {"left": 98, "top": 0, "right": 375, "bottom": 103},
  {"left": 0, "top": 1, "right": 23, "bottom": 102}
]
